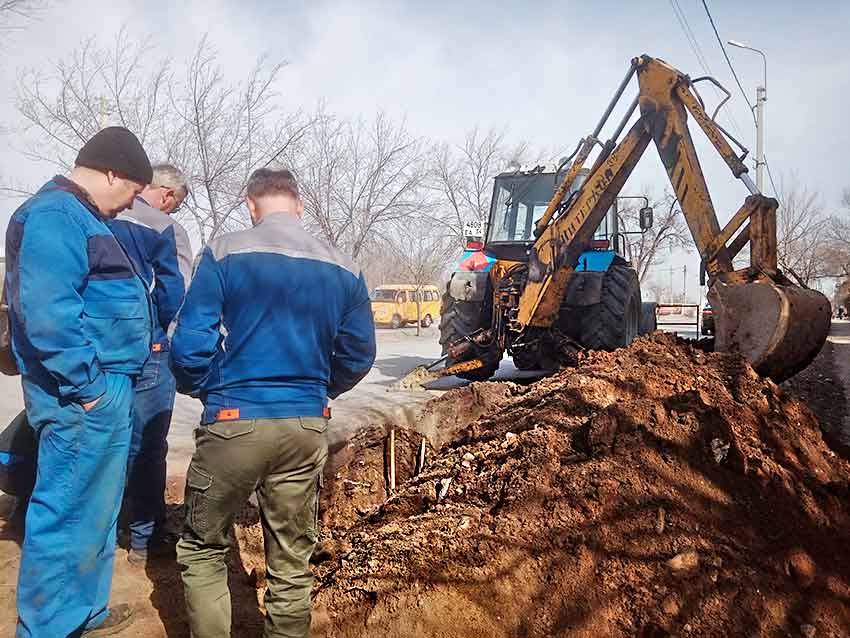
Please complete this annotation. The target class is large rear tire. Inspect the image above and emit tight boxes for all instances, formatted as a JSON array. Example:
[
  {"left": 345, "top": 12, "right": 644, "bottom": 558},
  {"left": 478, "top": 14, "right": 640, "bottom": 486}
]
[
  {"left": 579, "top": 265, "right": 641, "bottom": 351},
  {"left": 438, "top": 281, "right": 499, "bottom": 380}
]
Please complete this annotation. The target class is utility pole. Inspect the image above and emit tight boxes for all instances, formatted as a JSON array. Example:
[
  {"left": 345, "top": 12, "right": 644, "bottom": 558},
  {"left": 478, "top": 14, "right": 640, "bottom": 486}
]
[
  {"left": 683, "top": 264, "right": 687, "bottom": 302},
  {"left": 668, "top": 266, "right": 674, "bottom": 302},
  {"left": 755, "top": 84, "right": 766, "bottom": 192},
  {"left": 728, "top": 40, "right": 767, "bottom": 193}
]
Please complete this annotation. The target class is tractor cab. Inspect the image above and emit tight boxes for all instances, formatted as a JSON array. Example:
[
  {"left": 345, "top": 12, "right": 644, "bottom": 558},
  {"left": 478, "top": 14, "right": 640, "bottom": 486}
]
[{"left": 484, "top": 165, "right": 620, "bottom": 264}]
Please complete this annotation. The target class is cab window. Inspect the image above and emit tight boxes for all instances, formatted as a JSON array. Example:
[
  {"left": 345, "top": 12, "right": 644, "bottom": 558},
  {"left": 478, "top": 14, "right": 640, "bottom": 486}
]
[{"left": 397, "top": 291, "right": 408, "bottom": 303}]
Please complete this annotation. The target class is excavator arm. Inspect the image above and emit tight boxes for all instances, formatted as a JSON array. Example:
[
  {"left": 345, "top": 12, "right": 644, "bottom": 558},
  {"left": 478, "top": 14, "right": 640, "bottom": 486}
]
[{"left": 518, "top": 55, "right": 829, "bottom": 381}]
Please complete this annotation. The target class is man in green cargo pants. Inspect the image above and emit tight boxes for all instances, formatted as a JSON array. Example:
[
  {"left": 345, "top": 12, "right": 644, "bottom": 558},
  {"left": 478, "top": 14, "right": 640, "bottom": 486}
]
[{"left": 171, "top": 168, "right": 376, "bottom": 637}]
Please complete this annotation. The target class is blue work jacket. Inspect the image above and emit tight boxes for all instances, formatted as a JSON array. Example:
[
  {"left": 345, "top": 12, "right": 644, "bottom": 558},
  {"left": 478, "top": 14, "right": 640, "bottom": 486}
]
[
  {"left": 171, "top": 212, "right": 376, "bottom": 424},
  {"left": 4, "top": 176, "right": 152, "bottom": 402}
]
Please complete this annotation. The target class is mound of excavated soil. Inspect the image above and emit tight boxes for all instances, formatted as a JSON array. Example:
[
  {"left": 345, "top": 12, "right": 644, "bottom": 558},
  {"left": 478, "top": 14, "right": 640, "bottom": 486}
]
[{"left": 304, "top": 333, "right": 850, "bottom": 637}]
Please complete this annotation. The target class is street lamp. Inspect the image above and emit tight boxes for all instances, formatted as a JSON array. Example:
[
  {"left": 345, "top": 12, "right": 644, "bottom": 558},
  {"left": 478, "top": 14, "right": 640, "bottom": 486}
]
[{"left": 728, "top": 39, "right": 767, "bottom": 193}]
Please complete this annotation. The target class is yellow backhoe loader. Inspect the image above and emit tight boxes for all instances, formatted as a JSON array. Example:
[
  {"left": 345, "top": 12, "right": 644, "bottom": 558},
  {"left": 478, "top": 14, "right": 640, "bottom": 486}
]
[{"left": 400, "top": 55, "right": 830, "bottom": 388}]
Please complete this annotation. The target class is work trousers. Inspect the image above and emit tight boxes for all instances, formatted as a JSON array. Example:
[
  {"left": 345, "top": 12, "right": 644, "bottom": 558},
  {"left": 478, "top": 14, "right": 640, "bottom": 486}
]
[
  {"left": 125, "top": 350, "right": 176, "bottom": 549},
  {"left": 16, "top": 372, "right": 134, "bottom": 638},
  {"left": 177, "top": 417, "right": 328, "bottom": 638}
]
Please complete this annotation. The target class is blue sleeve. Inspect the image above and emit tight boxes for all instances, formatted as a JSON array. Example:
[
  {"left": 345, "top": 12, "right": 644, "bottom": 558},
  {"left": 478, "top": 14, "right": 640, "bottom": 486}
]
[
  {"left": 18, "top": 212, "right": 105, "bottom": 402},
  {"left": 328, "top": 273, "right": 376, "bottom": 399},
  {"left": 170, "top": 247, "right": 224, "bottom": 396},
  {"left": 151, "top": 225, "right": 186, "bottom": 333}
]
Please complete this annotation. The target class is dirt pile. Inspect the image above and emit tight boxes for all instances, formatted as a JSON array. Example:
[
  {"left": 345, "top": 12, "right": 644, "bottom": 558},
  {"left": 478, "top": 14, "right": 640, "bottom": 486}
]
[{"left": 305, "top": 333, "right": 850, "bottom": 637}]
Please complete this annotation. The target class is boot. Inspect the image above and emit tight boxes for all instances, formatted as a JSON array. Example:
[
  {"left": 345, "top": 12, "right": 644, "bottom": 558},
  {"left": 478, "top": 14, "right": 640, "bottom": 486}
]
[{"left": 80, "top": 604, "right": 134, "bottom": 637}]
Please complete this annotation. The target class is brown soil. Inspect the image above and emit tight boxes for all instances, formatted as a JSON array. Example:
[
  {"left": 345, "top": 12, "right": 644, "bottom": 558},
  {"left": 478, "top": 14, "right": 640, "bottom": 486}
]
[{"left": 301, "top": 333, "right": 850, "bottom": 637}]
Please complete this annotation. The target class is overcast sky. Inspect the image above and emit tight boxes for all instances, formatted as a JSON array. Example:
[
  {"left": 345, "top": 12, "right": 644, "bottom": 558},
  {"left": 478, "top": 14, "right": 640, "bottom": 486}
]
[{"left": 1, "top": 0, "right": 848, "bottom": 298}]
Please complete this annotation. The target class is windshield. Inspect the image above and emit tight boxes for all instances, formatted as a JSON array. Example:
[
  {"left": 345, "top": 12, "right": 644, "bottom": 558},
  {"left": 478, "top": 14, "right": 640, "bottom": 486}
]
[
  {"left": 488, "top": 173, "right": 562, "bottom": 243},
  {"left": 371, "top": 289, "right": 398, "bottom": 302},
  {"left": 486, "top": 168, "right": 619, "bottom": 252}
]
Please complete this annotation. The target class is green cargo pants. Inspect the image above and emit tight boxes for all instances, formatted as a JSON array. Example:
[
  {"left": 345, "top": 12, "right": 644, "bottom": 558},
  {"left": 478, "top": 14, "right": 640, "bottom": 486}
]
[{"left": 176, "top": 417, "right": 328, "bottom": 638}]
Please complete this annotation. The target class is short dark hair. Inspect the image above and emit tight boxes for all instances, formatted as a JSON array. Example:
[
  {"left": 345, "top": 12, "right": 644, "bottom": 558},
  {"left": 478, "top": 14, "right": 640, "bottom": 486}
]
[{"left": 246, "top": 168, "right": 299, "bottom": 200}]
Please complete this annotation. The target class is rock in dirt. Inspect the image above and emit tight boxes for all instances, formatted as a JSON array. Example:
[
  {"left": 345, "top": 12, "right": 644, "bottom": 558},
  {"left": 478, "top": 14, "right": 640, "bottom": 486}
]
[
  {"left": 655, "top": 506, "right": 666, "bottom": 534},
  {"left": 660, "top": 594, "right": 680, "bottom": 616},
  {"left": 666, "top": 550, "right": 700, "bottom": 573},
  {"left": 800, "top": 623, "right": 817, "bottom": 638},
  {"left": 787, "top": 549, "right": 818, "bottom": 588}
]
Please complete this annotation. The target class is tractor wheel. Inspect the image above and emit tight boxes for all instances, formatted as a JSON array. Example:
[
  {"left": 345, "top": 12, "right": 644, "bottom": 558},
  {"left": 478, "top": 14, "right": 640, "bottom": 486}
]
[
  {"left": 421, "top": 314, "right": 433, "bottom": 328},
  {"left": 390, "top": 314, "right": 403, "bottom": 329},
  {"left": 579, "top": 265, "right": 641, "bottom": 351},
  {"left": 439, "top": 286, "right": 473, "bottom": 350},
  {"left": 438, "top": 281, "right": 499, "bottom": 381}
]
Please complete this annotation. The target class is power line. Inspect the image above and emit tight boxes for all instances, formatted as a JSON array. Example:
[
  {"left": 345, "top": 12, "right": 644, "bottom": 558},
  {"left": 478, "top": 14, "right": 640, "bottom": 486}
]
[
  {"left": 700, "top": 0, "right": 757, "bottom": 126},
  {"left": 763, "top": 154, "right": 782, "bottom": 205},
  {"left": 699, "top": 0, "right": 784, "bottom": 202},
  {"left": 668, "top": 0, "right": 746, "bottom": 141},
  {"left": 670, "top": 0, "right": 712, "bottom": 75}
]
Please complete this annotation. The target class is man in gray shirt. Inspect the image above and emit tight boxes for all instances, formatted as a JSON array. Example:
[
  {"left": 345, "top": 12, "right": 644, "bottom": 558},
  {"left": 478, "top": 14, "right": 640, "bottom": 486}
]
[{"left": 110, "top": 164, "right": 193, "bottom": 564}]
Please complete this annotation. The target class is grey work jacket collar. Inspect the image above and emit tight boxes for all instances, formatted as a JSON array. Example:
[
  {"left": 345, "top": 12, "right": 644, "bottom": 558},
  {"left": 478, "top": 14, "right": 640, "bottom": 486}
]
[{"left": 256, "top": 212, "right": 301, "bottom": 228}]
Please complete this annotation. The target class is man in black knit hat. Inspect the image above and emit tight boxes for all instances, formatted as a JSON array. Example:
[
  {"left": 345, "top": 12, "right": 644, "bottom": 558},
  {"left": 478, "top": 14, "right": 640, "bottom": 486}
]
[{"left": 5, "top": 126, "right": 154, "bottom": 637}]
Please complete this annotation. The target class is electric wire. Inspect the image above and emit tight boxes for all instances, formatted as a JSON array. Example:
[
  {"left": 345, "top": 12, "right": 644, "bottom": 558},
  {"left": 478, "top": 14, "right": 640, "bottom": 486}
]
[
  {"left": 700, "top": 0, "right": 784, "bottom": 203},
  {"left": 700, "top": 0, "right": 757, "bottom": 125},
  {"left": 668, "top": 0, "right": 746, "bottom": 141},
  {"left": 670, "top": 0, "right": 712, "bottom": 75},
  {"left": 763, "top": 154, "right": 783, "bottom": 205}
]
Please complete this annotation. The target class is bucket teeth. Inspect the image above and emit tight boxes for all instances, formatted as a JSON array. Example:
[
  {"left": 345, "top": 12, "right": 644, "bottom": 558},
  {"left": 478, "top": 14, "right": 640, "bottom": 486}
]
[{"left": 709, "top": 280, "right": 830, "bottom": 382}]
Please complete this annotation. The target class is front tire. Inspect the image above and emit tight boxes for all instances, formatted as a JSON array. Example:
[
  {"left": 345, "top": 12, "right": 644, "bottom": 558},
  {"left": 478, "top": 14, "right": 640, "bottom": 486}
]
[
  {"left": 579, "top": 265, "right": 641, "bottom": 351},
  {"left": 390, "top": 314, "right": 403, "bottom": 329},
  {"left": 438, "top": 280, "right": 498, "bottom": 381}
]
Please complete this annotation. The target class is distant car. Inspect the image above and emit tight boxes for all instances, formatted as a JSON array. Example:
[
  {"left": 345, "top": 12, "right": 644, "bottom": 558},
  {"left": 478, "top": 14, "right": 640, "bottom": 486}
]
[{"left": 701, "top": 302, "right": 714, "bottom": 336}]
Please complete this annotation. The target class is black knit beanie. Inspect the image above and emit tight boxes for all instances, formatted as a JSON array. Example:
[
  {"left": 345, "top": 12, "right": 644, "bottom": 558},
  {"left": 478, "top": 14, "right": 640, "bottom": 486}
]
[{"left": 75, "top": 127, "right": 153, "bottom": 185}]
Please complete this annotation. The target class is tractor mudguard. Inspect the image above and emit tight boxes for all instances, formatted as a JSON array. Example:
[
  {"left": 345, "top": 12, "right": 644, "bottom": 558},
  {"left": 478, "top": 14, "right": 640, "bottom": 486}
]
[{"left": 448, "top": 271, "right": 489, "bottom": 303}]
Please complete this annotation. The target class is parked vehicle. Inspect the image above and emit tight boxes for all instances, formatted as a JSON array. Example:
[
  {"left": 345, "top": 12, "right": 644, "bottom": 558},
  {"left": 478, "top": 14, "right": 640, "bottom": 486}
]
[{"left": 371, "top": 284, "right": 441, "bottom": 329}]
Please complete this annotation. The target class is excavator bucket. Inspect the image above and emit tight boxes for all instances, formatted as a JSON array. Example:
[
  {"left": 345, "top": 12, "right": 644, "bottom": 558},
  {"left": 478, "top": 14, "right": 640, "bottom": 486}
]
[{"left": 708, "top": 280, "right": 831, "bottom": 382}]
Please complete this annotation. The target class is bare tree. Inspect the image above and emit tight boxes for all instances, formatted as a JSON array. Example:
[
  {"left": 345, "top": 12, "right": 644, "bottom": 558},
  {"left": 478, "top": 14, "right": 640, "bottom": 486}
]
[
  {"left": 429, "top": 127, "right": 527, "bottom": 246},
  {"left": 646, "top": 280, "right": 667, "bottom": 303},
  {"left": 618, "top": 190, "right": 691, "bottom": 284},
  {"left": 16, "top": 32, "right": 170, "bottom": 172},
  {"left": 165, "top": 39, "right": 310, "bottom": 243},
  {"left": 775, "top": 176, "right": 828, "bottom": 286},
  {"left": 12, "top": 30, "right": 309, "bottom": 244},
  {"left": 297, "top": 111, "right": 425, "bottom": 259},
  {"left": 385, "top": 216, "right": 457, "bottom": 335},
  {"left": 822, "top": 189, "right": 850, "bottom": 276},
  {"left": 0, "top": 0, "right": 48, "bottom": 32}
]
